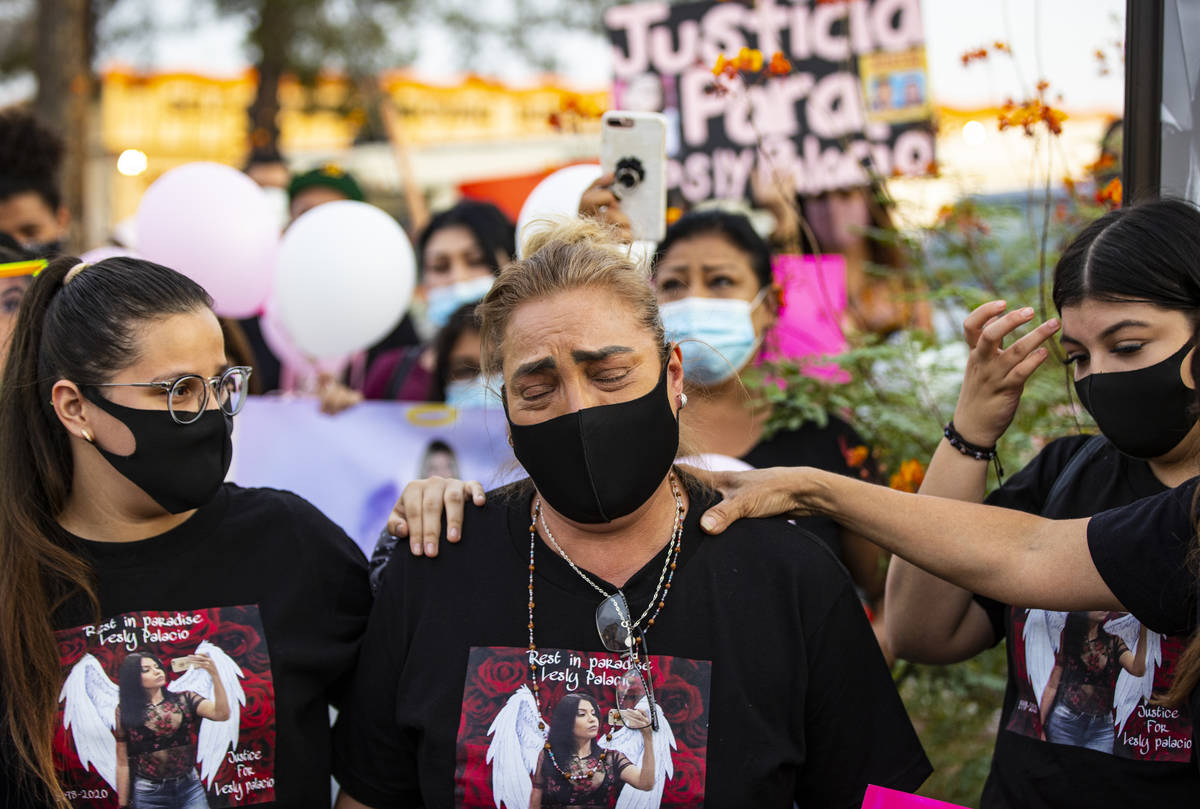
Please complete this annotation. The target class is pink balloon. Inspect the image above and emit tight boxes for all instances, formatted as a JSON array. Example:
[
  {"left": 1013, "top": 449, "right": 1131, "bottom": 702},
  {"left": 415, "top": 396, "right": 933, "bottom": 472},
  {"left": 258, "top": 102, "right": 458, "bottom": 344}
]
[{"left": 135, "top": 162, "right": 279, "bottom": 318}]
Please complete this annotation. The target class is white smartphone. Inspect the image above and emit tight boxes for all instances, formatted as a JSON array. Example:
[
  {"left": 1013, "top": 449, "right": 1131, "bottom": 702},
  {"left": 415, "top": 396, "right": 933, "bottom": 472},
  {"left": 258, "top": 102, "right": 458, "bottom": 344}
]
[{"left": 601, "top": 111, "right": 668, "bottom": 243}]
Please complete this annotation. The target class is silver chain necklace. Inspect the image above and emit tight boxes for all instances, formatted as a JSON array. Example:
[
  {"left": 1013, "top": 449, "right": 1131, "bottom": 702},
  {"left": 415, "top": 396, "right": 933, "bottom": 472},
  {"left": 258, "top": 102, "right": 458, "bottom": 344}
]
[{"left": 535, "top": 473, "right": 684, "bottom": 632}]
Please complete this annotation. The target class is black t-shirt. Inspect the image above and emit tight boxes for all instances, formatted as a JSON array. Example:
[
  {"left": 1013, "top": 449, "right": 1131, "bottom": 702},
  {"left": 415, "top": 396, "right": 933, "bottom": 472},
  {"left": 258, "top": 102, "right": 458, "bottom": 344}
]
[
  {"left": 742, "top": 415, "right": 876, "bottom": 559},
  {"left": 332, "top": 483, "right": 930, "bottom": 809},
  {"left": 1089, "top": 478, "right": 1200, "bottom": 753},
  {"left": 974, "top": 436, "right": 1199, "bottom": 808},
  {"left": 1, "top": 484, "right": 371, "bottom": 809}
]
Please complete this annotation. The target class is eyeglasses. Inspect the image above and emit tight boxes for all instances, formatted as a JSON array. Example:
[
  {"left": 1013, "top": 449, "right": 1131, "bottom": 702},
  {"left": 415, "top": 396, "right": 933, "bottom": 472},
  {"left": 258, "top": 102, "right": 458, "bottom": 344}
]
[
  {"left": 88, "top": 366, "right": 253, "bottom": 425},
  {"left": 595, "top": 591, "right": 659, "bottom": 732}
]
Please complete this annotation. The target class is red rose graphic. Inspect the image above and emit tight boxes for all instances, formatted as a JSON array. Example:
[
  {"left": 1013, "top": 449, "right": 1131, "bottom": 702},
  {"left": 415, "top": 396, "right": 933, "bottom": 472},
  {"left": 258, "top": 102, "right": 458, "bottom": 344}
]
[
  {"left": 214, "top": 621, "right": 262, "bottom": 660},
  {"left": 475, "top": 653, "right": 529, "bottom": 699},
  {"left": 662, "top": 749, "right": 705, "bottom": 805},
  {"left": 238, "top": 671, "right": 276, "bottom": 731},
  {"left": 656, "top": 674, "right": 703, "bottom": 727},
  {"left": 456, "top": 742, "right": 495, "bottom": 808},
  {"left": 462, "top": 690, "right": 502, "bottom": 739},
  {"left": 56, "top": 632, "right": 88, "bottom": 668}
]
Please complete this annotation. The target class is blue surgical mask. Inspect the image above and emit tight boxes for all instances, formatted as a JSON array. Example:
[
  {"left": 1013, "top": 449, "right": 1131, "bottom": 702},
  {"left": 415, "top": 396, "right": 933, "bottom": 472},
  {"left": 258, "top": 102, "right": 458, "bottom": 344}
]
[
  {"left": 659, "top": 291, "right": 766, "bottom": 386},
  {"left": 425, "top": 276, "right": 495, "bottom": 332},
  {"left": 445, "top": 374, "right": 502, "bottom": 408}
]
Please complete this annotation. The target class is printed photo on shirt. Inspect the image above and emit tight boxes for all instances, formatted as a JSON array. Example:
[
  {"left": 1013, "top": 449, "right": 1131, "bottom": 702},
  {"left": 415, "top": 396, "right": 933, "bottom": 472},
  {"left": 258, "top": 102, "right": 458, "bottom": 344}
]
[
  {"left": 455, "top": 646, "right": 711, "bottom": 808},
  {"left": 1006, "top": 608, "right": 1193, "bottom": 761},
  {"left": 54, "top": 605, "right": 276, "bottom": 808}
]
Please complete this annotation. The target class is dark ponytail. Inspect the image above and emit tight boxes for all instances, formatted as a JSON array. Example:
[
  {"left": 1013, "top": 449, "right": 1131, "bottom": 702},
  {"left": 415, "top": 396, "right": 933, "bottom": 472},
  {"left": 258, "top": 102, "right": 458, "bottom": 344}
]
[{"left": 0, "top": 255, "right": 210, "bottom": 806}]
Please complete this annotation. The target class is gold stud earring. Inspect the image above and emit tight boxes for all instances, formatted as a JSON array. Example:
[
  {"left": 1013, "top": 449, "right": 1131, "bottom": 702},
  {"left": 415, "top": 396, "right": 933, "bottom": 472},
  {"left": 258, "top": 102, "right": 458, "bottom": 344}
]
[{"left": 81, "top": 429, "right": 94, "bottom": 444}]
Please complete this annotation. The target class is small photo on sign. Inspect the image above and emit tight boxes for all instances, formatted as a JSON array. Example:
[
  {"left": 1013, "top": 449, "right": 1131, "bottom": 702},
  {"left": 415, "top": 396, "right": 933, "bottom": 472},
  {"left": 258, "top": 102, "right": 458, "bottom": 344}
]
[{"left": 859, "top": 48, "right": 934, "bottom": 125}]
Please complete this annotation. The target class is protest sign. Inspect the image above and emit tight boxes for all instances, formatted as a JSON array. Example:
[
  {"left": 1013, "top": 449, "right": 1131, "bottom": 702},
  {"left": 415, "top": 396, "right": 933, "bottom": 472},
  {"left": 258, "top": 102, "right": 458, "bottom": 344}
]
[
  {"left": 606, "top": 0, "right": 935, "bottom": 202},
  {"left": 230, "top": 398, "right": 516, "bottom": 555}
]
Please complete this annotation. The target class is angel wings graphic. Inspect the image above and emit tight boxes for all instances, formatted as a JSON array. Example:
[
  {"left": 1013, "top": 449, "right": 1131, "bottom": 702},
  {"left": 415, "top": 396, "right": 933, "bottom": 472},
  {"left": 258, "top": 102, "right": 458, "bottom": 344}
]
[
  {"left": 1023, "top": 609, "right": 1161, "bottom": 736},
  {"left": 485, "top": 685, "right": 676, "bottom": 809},
  {"left": 59, "top": 640, "right": 246, "bottom": 791}
]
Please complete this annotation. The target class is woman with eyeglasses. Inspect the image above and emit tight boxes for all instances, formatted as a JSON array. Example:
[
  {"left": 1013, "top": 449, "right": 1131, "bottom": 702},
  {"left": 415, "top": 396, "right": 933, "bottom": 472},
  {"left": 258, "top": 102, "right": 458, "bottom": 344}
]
[
  {"left": 0, "top": 256, "right": 370, "bottom": 808},
  {"left": 331, "top": 220, "right": 929, "bottom": 809}
]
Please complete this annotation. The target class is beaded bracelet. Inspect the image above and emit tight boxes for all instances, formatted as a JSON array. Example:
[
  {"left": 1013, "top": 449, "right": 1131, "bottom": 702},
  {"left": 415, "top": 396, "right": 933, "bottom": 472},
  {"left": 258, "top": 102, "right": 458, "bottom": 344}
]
[{"left": 944, "top": 421, "right": 1005, "bottom": 483}]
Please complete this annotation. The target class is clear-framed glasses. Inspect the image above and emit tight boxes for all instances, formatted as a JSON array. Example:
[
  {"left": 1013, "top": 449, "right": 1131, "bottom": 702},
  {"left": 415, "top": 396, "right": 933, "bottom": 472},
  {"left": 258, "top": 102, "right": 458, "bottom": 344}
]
[
  {"left": 596, "top": 591, "right": 659, "bottom": 732},
  {"left": 89, "top": 366, "right": 253, "bottom": 425}
]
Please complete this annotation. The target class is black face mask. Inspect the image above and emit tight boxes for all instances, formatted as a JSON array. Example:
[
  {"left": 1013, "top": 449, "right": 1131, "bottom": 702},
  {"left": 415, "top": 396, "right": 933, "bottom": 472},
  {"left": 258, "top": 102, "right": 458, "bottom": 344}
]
[
  {"left": 1074, "top": 341, "right": 1198, "bottom": 459},
  {"left": 505, "top": 362, "right": 679, "bottom": 524},
  {"left": 83, "top": 390, "right": 234, "bottom": 513}
]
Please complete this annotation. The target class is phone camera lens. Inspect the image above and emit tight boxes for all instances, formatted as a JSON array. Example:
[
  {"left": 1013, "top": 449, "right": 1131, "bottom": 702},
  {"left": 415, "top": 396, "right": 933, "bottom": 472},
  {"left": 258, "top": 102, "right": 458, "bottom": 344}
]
[{"left": 614, "top": 157, "right": 645, "bottom": 190}]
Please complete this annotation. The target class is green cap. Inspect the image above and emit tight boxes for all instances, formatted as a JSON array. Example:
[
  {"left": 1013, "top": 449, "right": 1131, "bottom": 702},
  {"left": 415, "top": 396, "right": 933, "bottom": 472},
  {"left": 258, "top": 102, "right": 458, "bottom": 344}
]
[{"left": 287, "top": 163, "right": 365, "bottom": 203}]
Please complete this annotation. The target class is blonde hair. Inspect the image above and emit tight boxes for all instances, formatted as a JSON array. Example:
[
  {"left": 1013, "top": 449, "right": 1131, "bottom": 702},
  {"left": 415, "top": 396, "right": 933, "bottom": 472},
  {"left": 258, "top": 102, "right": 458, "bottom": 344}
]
[
  {"left": 479, "top": 218, "right": 706, "bottom": 465},
  {"left": 477, "top": 218, "right": 667, "bottom": 377}
]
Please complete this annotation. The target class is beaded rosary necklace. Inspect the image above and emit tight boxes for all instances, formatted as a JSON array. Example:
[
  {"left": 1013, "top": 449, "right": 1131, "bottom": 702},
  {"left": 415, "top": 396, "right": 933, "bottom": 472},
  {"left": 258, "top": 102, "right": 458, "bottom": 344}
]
[{"left": 525, "top": 473, "right": 684, "bottom": 784}]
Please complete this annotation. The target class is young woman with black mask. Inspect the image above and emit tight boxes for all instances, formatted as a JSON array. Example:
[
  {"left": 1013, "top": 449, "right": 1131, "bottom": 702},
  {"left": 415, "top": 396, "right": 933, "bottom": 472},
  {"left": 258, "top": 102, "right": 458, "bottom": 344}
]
[
  {"left": 0, "top": 256, "right": 370, "bottom": 808},
  {"left": 878, "top": 198, "right": 1200, "bottom": 808}
]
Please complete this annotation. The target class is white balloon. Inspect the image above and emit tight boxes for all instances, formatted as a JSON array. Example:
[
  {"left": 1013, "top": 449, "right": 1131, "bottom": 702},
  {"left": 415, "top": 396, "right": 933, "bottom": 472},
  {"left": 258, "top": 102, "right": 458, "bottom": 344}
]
[
  {"left": 515, "top": 163, "right": 602, "bottom": 257},
  {"left": 273, "top": 201, "right": 415, "bottom": 358}
]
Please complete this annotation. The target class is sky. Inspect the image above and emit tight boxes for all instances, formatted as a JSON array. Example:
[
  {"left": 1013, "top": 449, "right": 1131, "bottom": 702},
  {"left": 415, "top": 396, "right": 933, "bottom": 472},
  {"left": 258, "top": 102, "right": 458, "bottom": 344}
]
[{"left": 77, "top": 0, "right": 1126, "bottom": 113}]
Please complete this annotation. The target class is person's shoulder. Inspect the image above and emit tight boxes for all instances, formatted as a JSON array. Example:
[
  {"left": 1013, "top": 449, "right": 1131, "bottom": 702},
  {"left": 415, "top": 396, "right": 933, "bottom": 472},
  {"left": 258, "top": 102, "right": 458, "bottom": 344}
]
[
  {"left": 1024, "top": 433, "right": 1099, "bottom": 473},
  {"left": 694, "top": 500, "right": 854, "bottom": 596},
  {"left": 712, "top": 513, "right": 848, "bottom": 569},
  {"left": 222, "top": 482, "right": 332, "bottom": 524},
  {"left": 220, "top": 483, "right": 361, "bottom": 557}
]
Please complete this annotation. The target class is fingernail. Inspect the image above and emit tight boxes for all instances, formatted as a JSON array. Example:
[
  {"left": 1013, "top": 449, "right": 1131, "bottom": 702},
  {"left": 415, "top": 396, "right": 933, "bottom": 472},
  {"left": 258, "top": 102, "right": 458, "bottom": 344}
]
[
  {"left": 1020, "top": 307, "right": 1034, "bottom": 316},
  {"left": 701, "top": 516, "right": 716, "bottom": 531},
  {"left": 425, "top": 542, "right": 436, "bottom": 555},
  {"left": 410, "top": 544, "right": 422, "bottom": 556},
  {"left": 448, "top": 527, "right": 460, "bottom": 541}
]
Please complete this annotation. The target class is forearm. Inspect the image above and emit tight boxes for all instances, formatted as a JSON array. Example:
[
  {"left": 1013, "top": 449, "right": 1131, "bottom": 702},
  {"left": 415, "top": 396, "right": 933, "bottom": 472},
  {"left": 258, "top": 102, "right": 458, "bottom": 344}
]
[
  {"left": 633, "top": 738, "right": 655, "bottom": 791},
  {"left": 885, "top": 440, "right": 995, "bottom": 661},
  {"left": 334, "top": 791, "right": 376, "bottom": 809},
  {"left": 807, "top": 470, "right": 1121, "bottom": 611},
  {"left": 116, "top": 749, "right": 129, "bottom": 806}
]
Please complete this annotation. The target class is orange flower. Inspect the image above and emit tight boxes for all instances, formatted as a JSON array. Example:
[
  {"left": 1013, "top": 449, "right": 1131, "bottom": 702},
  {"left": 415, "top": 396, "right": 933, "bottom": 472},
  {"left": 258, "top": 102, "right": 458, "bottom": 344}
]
[
  {"left": 665, "top": 206, "right": 683, "bottom": 226},
  {"left": 736, "top": 47, "right": 764, "bottom": 72},
  {"left": 844, "top": 445, "right": 870, "bottom": 468},
  {"left": 712, "top": 53, "right": 730, "bottom": 77},
  {"left": 767, "top": 51, "right": 792, "bottom": 76},
  {"left": 997, "top": 97, "right": 1066, "bottom": 137},
  {"left": 1097, "top": 177, "right": 1123, "bottom": 207},
  {"left": 960, "top": 47, "right": 989, "bottom": 66},
  {"left": 1085, "top": 152, "right": 1117, "bottom": 174},
  {"left": 888, "top": 459, "right": 926, "bottom": 493},
  {"left": 1040, "top": 105, "right": 1067, "bottom": 135}
]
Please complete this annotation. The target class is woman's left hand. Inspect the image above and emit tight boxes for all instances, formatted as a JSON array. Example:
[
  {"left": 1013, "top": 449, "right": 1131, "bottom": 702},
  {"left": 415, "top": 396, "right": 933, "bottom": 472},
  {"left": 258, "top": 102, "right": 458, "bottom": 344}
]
[
  {"left": 684, "top": 466, "right": 823, "bottom": 534},
  {"left": 619, "top": 708, "right": 653, "bottom": 733},
  {"left": 180, "top": 653, "right": 217, "bottom": 675},
  {"left": 388, "top": 477, "right": 487, "bottom": 556}
]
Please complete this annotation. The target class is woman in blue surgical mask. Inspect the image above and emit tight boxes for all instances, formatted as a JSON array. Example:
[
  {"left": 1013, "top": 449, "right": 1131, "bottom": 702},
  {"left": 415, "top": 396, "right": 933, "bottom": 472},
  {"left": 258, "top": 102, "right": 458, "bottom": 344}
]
[
  {"left": 360, "top": 201, "right": 514, "bottom": 403},
  {"left": 428, "top": 302, "right": 500, "bottom": 408},
  {"left": 652, "top": 209, "right": 890, "bottom": 632}
]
